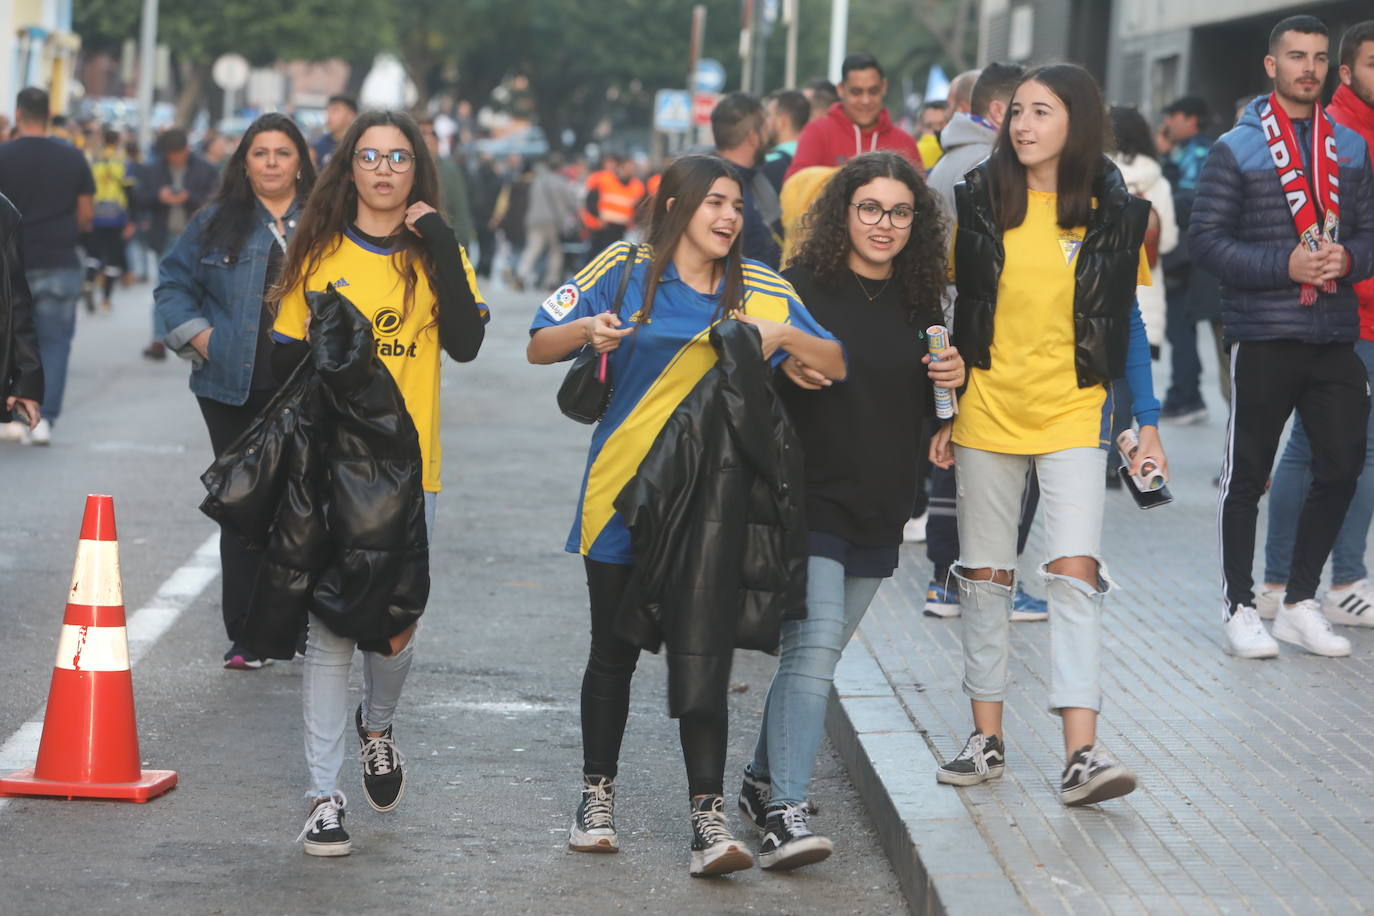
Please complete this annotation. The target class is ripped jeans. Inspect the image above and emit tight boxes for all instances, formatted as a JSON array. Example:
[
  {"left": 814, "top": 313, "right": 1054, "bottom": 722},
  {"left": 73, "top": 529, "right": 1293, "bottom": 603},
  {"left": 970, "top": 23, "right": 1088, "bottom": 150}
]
[{"left": 953, "top": 446, "right": 1110, "bottom": 712}]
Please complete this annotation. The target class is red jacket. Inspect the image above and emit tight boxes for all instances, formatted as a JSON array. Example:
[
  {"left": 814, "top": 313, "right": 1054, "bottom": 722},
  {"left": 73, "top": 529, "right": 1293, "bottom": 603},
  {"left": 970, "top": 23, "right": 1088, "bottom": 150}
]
[
  {"left": 784, "top": 103, "right": 923, "bottom": 180},
  {"left": 1328, "top": 83, "right": 1374, "bottom": 339}
]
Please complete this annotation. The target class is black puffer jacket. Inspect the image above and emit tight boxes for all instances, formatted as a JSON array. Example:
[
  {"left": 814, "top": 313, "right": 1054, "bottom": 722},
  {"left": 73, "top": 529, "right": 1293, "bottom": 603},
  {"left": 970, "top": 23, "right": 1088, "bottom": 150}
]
[
  {"left": 199, "top": 288, "right": 429, "bottom": 659},
  {"left": 613, "top": 319, "right": 807, "bottom": 719},
  {"left": 954, "top": 156, "right": 1150, "bottom": 387},
  {"left": 0, "top": 193, "right": 41, "bottom": 420}
]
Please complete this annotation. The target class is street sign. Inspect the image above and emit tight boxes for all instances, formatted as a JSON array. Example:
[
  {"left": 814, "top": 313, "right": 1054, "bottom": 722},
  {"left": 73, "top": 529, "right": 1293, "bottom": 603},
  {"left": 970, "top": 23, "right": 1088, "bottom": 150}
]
[
  {"left": 212, "top": 53, "right": 250, "bottom": 92},
  {"left": 691, "top": 58, "right": 726, "bottom": 95},
  {"left": 654, "top": 89, "right": 692, "bottom": 133},
  {"left": 692, "top": 92, "right": 720, "bottom": 128}
]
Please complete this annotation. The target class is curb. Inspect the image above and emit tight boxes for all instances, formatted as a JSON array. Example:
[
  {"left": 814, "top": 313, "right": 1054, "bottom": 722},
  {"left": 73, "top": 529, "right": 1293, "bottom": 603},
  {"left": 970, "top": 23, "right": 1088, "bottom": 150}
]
[{"left": 826, "top": 633, "right": 1026, "bottom": 916}]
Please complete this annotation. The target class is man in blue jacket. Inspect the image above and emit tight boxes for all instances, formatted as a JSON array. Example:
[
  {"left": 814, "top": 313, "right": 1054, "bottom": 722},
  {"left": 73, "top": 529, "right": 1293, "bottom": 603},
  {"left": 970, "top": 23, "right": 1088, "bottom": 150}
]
[{"left": 1190, "top": 14, "right": 1374, "bottom": 660}]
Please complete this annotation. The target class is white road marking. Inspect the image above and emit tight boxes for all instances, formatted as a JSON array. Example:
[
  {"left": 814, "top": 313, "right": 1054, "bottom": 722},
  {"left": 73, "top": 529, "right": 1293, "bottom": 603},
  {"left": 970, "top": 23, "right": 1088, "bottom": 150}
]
[{"left": 0, "top": 534, "right": 219, "bottom": 805}]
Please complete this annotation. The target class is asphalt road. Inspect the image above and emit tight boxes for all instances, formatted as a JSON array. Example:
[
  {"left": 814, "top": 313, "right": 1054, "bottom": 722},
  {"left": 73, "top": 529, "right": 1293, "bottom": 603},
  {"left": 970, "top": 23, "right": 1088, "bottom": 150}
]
[{"left": 0, "top": 279, "right": 907, "bottom": 915}]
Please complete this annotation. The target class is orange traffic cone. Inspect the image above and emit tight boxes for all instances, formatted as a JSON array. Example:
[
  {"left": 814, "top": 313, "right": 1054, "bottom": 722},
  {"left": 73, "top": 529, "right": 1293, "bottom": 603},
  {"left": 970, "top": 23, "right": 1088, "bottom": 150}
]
[{"left": 0, "top": 495, "right": 177, "bottom": 802}]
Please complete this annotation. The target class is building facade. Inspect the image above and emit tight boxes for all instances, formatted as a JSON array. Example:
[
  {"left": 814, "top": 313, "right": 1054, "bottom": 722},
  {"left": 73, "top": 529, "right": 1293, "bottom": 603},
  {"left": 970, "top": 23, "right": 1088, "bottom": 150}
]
[{"left": 980, "top": 0, "right": 1371, "bottom": 127}]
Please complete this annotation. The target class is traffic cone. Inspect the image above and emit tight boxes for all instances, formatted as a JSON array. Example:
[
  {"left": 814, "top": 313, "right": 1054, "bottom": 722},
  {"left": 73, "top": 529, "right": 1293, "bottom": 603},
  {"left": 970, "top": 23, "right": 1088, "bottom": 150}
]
[{"left": 0, "top": 495, "right": 177, "bottom": 802}]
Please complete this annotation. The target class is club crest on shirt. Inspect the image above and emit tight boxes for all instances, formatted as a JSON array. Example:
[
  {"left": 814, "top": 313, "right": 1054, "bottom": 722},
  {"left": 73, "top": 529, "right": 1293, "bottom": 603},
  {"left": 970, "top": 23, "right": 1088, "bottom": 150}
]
[
  {"left": 542, "top": 284, "right": 579, "bottom": 320},
  {"left": 1058, "top": 231, "right": 1084, "bottom": 266}
]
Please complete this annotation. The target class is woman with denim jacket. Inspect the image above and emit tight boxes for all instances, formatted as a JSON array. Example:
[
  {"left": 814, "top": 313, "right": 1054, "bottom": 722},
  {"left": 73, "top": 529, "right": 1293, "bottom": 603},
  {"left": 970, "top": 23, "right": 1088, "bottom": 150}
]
[{"left": 155, "top": 112, "right": 317, "bottom": 670}]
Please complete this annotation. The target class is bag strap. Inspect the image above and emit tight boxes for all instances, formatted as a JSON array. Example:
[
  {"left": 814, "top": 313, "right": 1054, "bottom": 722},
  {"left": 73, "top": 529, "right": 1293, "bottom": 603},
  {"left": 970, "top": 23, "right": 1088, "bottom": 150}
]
[{"left": 609, "top": 244, "right": 638, "bottom": 319}]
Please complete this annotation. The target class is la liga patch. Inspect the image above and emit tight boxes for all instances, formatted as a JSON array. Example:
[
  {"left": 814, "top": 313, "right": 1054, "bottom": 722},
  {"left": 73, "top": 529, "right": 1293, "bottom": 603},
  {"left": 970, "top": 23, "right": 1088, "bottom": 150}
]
[{"left": 542, "top": 284, "right": 580, "bottom": 321}]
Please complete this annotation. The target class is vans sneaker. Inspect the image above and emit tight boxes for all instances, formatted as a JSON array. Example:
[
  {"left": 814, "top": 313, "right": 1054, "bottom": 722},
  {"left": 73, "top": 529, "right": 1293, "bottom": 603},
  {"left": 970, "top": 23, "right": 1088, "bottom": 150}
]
[
  {"left": 355, "top": 704, "right": 405, "bottom": 812},
  {"left": 923, "top": 577, "right": 960, "bottom": 618},
  {"left": 1254, "top": 587, "right": 1284, "bottom": 620},
  {"left": 1011, "top": 585, "right": 1048, "bottom": 621},
  {"left": 758, "top": 802, "right": 833, "bottom": 871},
  {"left": 1061, "top": 744, "right": 1136, "bottom": 806},
  {"left": 223, "top": 644, "right": 272, "bottom": 670},
  {"left": 737, "top": 764, "right": 771, "bottom": 829},
  {"left": 1273, "top": 599, "right": 1352, "bottom": 657},
  {"left": 297, "top": 792, "right": 351, "bottom": 856},
  {"left": 568, "top": 775, "right": 618, "bottom": 853},
  {"left": 1222, "top": 605, "right": 1279, "bottom": 659},
  {"left": 936, "top": 731, "right": 1005, "bottom": 786},
  {"left": 1322, "top": 580, "right": 1374, "bottom": 627},
  {"left": 688, "top": 794, "right": 753, "bottom": 876}
]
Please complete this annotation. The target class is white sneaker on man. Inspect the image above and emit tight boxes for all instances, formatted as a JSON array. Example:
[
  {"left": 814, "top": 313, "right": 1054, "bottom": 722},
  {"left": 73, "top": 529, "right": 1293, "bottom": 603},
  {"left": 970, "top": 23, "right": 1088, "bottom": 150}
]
[
  {"left": 24, "top": 418, "right": 50, "bottom": 446},
  {"left": 903, "top": 514, "right": 927, "bottom": 543},
  {"left": 1253, "top": 587, "right": 1283, "bottom": 620},
  {"left": 1272, "top": 599, "right": 1352, "bottom": 657},
  {"left": 1223, "top": 605, "right": 1279, "bottom": 658},
  {"left": 1322, "top": 579, "right": 1374, "bottom": 627},
  {"left": 0, "top": 421, "right": 26, "bottom": 442}
]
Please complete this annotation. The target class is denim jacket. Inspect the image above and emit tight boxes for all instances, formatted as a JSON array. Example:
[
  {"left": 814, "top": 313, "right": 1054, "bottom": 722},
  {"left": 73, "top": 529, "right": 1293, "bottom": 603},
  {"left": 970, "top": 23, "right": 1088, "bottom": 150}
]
[{"left": 155, "top": 197, "right": 301, "bottom": 405}]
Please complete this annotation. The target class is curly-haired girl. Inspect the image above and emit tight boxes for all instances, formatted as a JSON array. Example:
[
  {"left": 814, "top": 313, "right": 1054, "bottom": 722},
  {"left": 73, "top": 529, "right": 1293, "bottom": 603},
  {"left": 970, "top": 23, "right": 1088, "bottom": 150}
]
[{"left": 738, "top": 150, "right": 964, "bottom": 870}]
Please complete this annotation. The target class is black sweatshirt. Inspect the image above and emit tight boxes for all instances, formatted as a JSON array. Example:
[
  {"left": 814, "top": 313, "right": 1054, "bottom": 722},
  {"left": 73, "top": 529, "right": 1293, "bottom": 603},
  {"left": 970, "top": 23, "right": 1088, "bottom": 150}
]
[{"left": 779, "top": 264, "right": 934, "bottom": 556}]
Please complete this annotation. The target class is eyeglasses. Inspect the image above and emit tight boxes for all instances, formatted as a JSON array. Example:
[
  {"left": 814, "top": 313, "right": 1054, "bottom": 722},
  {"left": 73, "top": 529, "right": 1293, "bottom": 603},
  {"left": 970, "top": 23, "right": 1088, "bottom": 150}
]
[
  {"left": 354, "top": 148, "right": 415, "bottom": 172},
  {"left": 852, "top": 201, "right": 915, "bottom": 228}
]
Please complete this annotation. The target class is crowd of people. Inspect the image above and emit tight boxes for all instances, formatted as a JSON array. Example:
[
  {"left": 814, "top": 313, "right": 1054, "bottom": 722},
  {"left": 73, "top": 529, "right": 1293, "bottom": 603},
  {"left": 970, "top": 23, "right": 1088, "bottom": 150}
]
[{"left": 1, "top": 10, "right": 1373, "bottom": 883}]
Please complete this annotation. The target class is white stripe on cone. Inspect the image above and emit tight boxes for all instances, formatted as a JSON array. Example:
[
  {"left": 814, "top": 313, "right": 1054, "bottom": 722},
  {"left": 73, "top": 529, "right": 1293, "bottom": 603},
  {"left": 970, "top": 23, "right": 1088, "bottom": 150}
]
[
  {"left": 67, "top": 540, "right": 123, "bottom": 608},
  {"left": 53, "top": 625, "right": 131, "bottom": 672}
]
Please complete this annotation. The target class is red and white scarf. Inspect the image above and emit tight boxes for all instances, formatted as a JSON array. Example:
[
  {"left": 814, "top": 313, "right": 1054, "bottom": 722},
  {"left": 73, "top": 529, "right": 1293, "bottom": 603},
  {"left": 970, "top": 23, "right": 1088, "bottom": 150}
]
[{"left": 1258, "top": 92, "right": 1340, "bottom": 305}]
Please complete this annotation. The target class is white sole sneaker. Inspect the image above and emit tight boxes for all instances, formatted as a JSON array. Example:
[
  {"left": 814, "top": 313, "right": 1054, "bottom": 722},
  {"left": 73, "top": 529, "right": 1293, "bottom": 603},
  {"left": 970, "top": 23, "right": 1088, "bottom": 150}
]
[
  {"left": 1323, "top": 586, "right": 1374, "bottom": 627},
  {"left": 690, "top": 841, "right": 754, "bottom": 876},
  {"left": 935, "top": 763, "right": 1004, "bottom": 786},
  {"left": 1062, "top": 764, "right": 1137, "bottom": 806},
  {"left": 568, "top": 823, "right": 619, "bottom": 853},
  {"left": 1223, "top": 639, "right": 1279, "bottom": 659},
  {"left": 1272, "top": 618, "right": 1352, "bottom": 657},
  {"left": 303, "top": 837, "right": 352, "bottom": 857},
  {"left": 759, "top": 835, "right": 834, "bottom": 871},
  {"left": 1254, "top": 588, "right": 1283, "bottom": 621}
]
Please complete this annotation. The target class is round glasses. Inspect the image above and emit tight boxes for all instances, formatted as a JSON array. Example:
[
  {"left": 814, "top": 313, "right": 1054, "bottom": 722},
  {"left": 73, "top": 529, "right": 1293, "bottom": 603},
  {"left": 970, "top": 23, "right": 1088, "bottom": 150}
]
[
  {"left": 852, "top": 201, "right": 915, "bottom": 228},
  {"left": 354, "top": 148, "right": 415, "bottom": 172}
]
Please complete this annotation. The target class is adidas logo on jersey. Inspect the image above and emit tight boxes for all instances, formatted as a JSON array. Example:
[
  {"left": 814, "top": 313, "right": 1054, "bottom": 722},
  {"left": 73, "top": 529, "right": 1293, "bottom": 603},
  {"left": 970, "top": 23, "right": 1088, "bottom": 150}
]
[{"left": 333, "top": 277, "right": 351, "bottom": 288}]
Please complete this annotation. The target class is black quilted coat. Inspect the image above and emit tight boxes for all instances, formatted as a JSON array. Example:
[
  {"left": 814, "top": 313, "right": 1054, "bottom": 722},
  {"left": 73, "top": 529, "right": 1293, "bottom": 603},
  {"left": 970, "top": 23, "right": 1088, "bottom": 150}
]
[
  {"left": 613, "top": 319, "right": 808, "bottom": 719},
  {"left": 199, "top": 288, "right": 429, "bottom": 659},
  {"left": 954, "top": 155, "right": 1150, "bottom": 387}
]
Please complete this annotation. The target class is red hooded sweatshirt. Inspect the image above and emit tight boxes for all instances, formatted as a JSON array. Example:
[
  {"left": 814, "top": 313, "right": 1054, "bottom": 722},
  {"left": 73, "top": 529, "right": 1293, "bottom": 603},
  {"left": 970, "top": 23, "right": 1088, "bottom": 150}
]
[
  {"left": 1327, "top": 83, "right": 1374, "bottom": 339},
  {"left": 784, "top": 102, "right": 923, "bottom": 180}
]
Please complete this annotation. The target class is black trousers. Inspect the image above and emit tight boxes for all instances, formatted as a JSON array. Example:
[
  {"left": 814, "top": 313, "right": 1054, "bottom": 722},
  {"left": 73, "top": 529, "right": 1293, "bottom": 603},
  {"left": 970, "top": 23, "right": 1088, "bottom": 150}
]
[
  {"left": 582, "top": 558, "right": 728, "bottom": 796},
  {"left": 198, "top": 391, "right": 275, "bottom": 643},
  {"left": 1219, "top": 340, "right": 1369, "bottom": 616}
]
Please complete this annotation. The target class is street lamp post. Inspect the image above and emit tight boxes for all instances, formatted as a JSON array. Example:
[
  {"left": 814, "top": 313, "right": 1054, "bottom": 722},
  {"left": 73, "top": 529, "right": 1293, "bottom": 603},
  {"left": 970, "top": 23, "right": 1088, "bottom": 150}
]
[
  {"left": 828, "top": 0, "right": 849, "bottom": 84},
  {"left": 136, "top": 0, "right": 158, "bottom": 152}
]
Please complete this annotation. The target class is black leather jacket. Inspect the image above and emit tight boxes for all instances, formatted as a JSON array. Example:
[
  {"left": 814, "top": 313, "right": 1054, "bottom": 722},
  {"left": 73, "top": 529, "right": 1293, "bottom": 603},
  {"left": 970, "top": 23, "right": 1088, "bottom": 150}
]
[
  {"left": 0, "top": 193, "right": 41, "bottom": 418},
  {"left": 613, "top": 320, "right": 808, "bottom": 718},
  {"left": 199, "top": 288, "right": 430, "bottom": 658},
  {"left": 953, "top": 156, "right": 1150, "bottom": 387}
]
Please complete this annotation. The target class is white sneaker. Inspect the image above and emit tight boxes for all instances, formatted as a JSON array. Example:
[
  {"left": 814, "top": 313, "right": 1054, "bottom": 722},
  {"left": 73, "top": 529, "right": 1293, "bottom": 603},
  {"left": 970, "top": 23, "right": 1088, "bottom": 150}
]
[
  {"left": 1254, "top": 587, "right": 1283, "bottom": 620},
  {"left": 24, "top": 418, "right": 50, "bottom": 446},
  {"left": 903, "top": 514, "right": 927, "bottom": 543},
  {"left": 1223, "top": 605, "right": 1279, "bottom": 659},
  {"left": 1272, "top": 599, "right": 1352, "bottom": 657},
  {"left": 0, "top": 421, "right": 26, "bottom": 442},
  {"left": 1322, "top": 579, "right": 1374, "bottom": 627}
]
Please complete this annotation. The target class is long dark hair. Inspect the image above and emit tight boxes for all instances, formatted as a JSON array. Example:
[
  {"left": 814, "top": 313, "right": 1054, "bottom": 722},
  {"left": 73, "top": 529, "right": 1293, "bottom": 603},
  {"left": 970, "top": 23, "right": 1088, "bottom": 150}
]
[
  {"left": 988, "top": 63, "right": 1107, "bottom": 231},
  {"left": 1107, "top": 105, "right": 1157, "bottom": 165},
  {"left": 636, "top": 154, "right": 745, "bottom": 324},
  {"left": 791, "top": 151, "right": 945, "bottom": 328},
  {"left": 200, "top": 113, "right": 315, "bottom": 258},
  {"left": 271, "top": 109, "right": 441, "bottom": 321}
]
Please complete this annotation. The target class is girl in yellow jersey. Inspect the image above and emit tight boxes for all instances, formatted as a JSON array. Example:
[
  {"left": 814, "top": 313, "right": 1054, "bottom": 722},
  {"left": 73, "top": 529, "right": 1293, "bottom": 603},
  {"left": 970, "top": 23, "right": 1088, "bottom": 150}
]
[
  {"left": 929, "top": 65, "right": 1169, "bottom": 806},
  {"left": 270, "top": 110, "right": 488, "bottom": 857}
]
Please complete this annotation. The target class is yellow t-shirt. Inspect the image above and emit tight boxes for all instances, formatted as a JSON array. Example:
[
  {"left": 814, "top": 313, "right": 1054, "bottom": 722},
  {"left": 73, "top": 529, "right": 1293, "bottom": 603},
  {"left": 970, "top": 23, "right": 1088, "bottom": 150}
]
[
  {"left": 272, "top": 229, "right": 486, "bottom": 492},
  {"left": 953, "top": 189, "right": 1150, "bottom": 455}
]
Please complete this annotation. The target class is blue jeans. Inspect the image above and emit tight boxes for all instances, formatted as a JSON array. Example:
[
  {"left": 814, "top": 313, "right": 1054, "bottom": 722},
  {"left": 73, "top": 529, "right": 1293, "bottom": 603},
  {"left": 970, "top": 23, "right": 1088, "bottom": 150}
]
[
  {"left": 1264, "top": 339, "right": 1374, "bottom": 587},
  {"left": 303, "top": 492, "right": 436, "bottom": 798},
  {"left": 750, "top": 556, "right": 882, "bottom": 806},
  {"left": 28, "top": 267, "right": 83, "bottom": 421}
]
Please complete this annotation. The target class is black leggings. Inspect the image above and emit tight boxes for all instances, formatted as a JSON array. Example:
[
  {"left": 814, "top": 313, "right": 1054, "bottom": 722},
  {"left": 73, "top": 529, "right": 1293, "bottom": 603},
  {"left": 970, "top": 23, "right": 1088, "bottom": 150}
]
[{"left": 582, "top": 558, "right": 728, "bottom": 796}]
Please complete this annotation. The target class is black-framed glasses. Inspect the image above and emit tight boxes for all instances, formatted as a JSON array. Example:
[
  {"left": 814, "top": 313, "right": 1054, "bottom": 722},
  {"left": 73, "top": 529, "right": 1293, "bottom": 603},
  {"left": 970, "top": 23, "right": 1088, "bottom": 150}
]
[
  {"left": 852, "top": 201, "right": 915, "bottom": 228},
  {"left": 354, "top": 148, "right": 415, "bottom": 172}
]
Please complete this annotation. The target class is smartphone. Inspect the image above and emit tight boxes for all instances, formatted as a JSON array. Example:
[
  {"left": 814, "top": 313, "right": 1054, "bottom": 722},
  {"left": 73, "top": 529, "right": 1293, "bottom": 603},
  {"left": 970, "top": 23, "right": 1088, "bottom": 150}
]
[{"left": 1117, "top": 466, "right": 1173, "bottom": 509}]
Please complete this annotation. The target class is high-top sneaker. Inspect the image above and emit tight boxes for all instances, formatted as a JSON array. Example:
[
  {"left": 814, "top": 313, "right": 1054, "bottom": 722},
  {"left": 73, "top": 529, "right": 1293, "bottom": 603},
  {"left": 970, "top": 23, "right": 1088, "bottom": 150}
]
[
  {"left": 297, "top": 792, "right": 350, "bottom": 857},
  {"left": 936, "top": 731, "right": 1005, "bottom": 786},
  {"left": 1060, "top": 744, "right": 1137, "bottom": 806},
  {"left": 355, "top": 704, "right": 405, "bottom": 812},
  {"left": 568, "top": 775, "right": 618, "bottom": 853},
  {"left": 688, "top": 794, "right": 753, "bottom": 877},
  {"left": 737, "top": 764, "right": 771, "bottom": 829},
  {"left": 758, "top": 802, "right": 833, "bottom": 871}
]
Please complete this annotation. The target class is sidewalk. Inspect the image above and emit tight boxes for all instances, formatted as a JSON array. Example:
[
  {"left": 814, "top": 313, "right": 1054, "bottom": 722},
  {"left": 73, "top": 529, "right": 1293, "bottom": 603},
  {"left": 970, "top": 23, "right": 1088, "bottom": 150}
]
[{"left": 827, "top": 405, "right": 1374, "bottom": 914}]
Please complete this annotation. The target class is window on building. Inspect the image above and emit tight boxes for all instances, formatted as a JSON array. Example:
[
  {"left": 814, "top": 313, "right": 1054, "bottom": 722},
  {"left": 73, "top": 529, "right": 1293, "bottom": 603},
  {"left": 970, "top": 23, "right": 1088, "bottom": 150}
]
[
  {"left": 1009, "top": 4, "right": 1034, "bottom": 61},
  {"left": 1151, "top": 55, "right": 1180, "bottom": 117}
]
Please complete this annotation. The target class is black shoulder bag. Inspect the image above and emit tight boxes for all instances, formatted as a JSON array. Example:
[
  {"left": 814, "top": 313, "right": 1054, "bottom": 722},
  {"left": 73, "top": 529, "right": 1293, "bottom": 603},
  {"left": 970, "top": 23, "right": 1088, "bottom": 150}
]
[{"left": 556, "top": 248, "right": 638, "bottom": 424}]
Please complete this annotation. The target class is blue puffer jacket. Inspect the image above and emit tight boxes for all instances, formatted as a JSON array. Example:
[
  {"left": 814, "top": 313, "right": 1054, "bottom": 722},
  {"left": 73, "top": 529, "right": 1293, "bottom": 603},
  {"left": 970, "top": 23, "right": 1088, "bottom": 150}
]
[{"left": 1188, "top": 97, "right": 1374, "bottom": 343}]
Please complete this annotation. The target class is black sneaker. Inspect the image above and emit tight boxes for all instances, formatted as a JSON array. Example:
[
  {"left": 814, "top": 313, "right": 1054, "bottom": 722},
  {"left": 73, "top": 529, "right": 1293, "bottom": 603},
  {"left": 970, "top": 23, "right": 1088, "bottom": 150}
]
[
  {"left": 355, "top": 704, "right": 405, "bottom": 812},
  {"left": 758, "top": 802, "right": 833, "bottom": 871},
  {"left": 297, "top": 793, "right": 351, "bottom": 856},
  {"left": 1061, "top": 743, "right": 1136, "bottom": 806},
  {"left": 737, "top": 764, "right": 771, "bottom": 829},
  {"left": 689, "top": 794, "right": 754, "bottom": 877},
  {"left": 936, "top": 731, "right": 1005, "bottom": 786},
  {"left": 568, "top": 775, "right": 618, "bottom": 853},
  {"left": 223, "top": 643, "right": 271, "bottom": 670}
]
